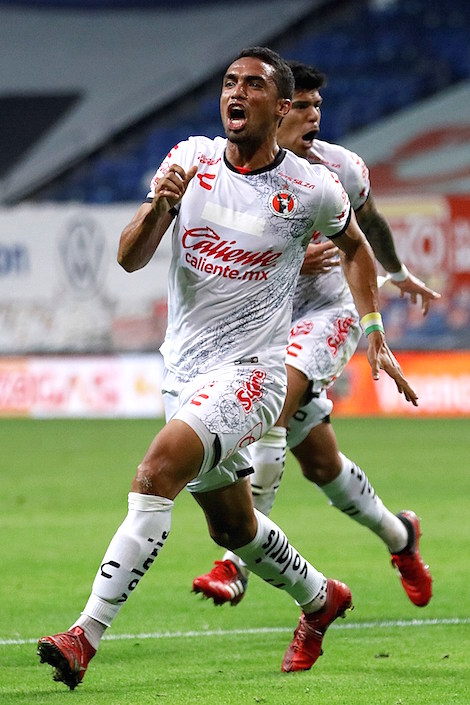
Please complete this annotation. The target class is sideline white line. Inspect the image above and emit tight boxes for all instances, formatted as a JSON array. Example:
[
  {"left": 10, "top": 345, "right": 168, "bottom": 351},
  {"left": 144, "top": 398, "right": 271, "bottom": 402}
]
[{"left": 2, "top": 617, "right": 469, "bottom": 647}]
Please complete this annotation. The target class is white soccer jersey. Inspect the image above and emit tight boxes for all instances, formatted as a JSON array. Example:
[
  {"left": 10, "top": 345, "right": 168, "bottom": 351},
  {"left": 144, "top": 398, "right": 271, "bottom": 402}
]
[
  {"left": 147, "top": 136, "right": 350, "bottom": 382},
  {"left": 292, "top": 138, "right": 371, "bottom": 317},
  {"left": 310, "top": 139, "right": 370, "bottom": 211}
]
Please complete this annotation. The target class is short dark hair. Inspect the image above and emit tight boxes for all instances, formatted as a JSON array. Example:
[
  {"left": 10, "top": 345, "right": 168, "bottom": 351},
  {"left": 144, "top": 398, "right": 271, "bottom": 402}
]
[
  {"left": 233, "top": 46, "right": 294, "bottom": 100},
  {"left": 287, "top": 60, "right": 326, "bottom": 92}
]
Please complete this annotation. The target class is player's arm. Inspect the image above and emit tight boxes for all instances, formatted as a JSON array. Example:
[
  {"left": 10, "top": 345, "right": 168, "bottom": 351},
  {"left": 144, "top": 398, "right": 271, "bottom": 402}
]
[
  {"left": 333, "top": 211, "right": 418, "bottom": 406},
  {"left": 334, "top": 210, "right": 379, "bottom": 321},
  {"left": 355, "top": 192, "right": 440, "bottom": 315},
  {"left": 118, "top": 164, "right": 197, "bottom": 272}
]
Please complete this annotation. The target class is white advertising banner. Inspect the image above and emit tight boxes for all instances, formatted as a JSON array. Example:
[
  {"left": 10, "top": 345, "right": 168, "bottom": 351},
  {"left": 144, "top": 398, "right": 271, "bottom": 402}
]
[
  {"left": 2, "top": 197, "right": 469, "bottom": 355},
  {"left": 0, "top": 204, "right": 171, "bottom": 353},
  {"left": 0, "top": 354, "right": 165, "bottom": 418}
]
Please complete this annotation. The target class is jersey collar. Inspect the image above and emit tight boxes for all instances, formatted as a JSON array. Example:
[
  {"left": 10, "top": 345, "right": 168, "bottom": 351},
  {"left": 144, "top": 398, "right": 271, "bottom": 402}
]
[{"left": 224, "top": 148, "right": 286, "bottom": 175}]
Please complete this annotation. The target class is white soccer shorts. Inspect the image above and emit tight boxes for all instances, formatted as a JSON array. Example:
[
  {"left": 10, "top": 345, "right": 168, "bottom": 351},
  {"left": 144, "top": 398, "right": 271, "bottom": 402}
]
[
  {"left": 286, "top": 302, "right": 361, "bottom": 392},
  {"left": 161, "top": 362, "right": 287, "bottom": 493},
  {"left": 285, "top": 302, "right": 362, "bottom": 448},
  {"left": 287, "top": 390, "right": 333, "bottom": 449}
]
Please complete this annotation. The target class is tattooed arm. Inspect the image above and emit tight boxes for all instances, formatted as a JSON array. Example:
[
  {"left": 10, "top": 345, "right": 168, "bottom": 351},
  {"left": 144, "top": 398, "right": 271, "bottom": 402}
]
[{"left": 356, "top": 192, "right": 440, "bottom": 315}]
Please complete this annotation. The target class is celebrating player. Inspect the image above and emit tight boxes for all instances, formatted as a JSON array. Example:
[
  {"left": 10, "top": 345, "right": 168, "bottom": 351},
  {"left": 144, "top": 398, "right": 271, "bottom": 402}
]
[
  {"left": 38, "top": 48, "right": 418, "bottom": 688},
  {"left": 193, "top": 61, "right": 435, "bottom": 610}
]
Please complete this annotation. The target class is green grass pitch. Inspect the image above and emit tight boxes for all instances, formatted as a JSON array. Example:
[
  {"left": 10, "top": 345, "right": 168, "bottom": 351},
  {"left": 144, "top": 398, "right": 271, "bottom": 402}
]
[{"left": 1, "top": 417, "right": 469, "bottom": 704}]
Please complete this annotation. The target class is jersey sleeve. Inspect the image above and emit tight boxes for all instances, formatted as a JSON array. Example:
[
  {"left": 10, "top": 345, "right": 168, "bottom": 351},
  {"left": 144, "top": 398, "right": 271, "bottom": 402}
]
[
  {"left": 145, "top": 138, "right": 197, "bottom": 201},
  {"left": 315, "top": 169, "right": 351, "bottom": 239},
  {"left": 344, "top": 150, "right": 370, "bottom": 210}
]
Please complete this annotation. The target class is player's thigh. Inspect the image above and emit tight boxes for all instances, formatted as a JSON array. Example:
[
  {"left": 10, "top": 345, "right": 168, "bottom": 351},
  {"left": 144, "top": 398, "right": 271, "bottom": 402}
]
[
  {"left": 291, "top": 417, "right": 342, "bottom": 481},
  {"left": 164, "top": 363, "right": 286, "bottom": 493}
]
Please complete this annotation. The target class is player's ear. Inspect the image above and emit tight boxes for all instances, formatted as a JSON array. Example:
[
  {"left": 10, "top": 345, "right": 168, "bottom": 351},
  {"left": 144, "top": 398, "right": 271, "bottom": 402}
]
[{"left": 277, "top": 98, "right": 291, "bottom": 118}]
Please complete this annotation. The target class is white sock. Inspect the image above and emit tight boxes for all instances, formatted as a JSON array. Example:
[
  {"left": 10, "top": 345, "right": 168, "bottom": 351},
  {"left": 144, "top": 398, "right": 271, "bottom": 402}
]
[
  {"left": 234, "top": 508, "right": 325, "bottom": 607},
  {"left": 76, "top": 492, "right": 173, "bottom": 647},
  {"left": 249, "top": 427, "right": 287, "bottom": 516},
  {"left": 70, "top": 615, "right": 106, "bottom": 651},
  {"left": 222, "top": 549, "right": 249, "bottom": 578},
  {"left": 321, "top": 453, "right": 408, "bottom": 552},
  {"left": 301, "top": 576, "right": 328, "bottom": 614}
]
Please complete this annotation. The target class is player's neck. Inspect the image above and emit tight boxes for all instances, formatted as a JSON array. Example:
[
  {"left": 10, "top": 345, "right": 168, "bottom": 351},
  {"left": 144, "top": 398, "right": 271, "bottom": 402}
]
[
  {"left": 308, "top": 141, "right": 325, "bottom": 164},
  {"left": 225, "top": 140, "right": 281, "bottom": 173}
]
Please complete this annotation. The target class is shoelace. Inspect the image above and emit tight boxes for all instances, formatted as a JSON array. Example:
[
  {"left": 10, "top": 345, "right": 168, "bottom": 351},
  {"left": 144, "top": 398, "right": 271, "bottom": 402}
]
[{"left": 210, "top": 560, "right": 237, "bottom": 580}]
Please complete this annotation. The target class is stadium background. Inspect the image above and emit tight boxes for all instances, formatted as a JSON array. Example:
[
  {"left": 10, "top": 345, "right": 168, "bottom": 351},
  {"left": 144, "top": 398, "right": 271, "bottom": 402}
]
[{"left": 1, "top": 0, "right": 469, "bottom": 418}]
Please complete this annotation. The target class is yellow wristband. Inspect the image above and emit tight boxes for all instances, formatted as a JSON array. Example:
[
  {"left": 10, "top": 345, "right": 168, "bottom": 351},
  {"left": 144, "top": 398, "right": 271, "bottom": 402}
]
[{"left": 360, "top": 312, "right": 384, "bottom": 336}]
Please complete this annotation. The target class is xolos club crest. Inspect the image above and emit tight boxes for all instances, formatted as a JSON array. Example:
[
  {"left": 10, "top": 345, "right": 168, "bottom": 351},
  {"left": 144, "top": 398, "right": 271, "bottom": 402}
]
[{"left": 268, "top": 189, "right": 298, "bottom": 218}]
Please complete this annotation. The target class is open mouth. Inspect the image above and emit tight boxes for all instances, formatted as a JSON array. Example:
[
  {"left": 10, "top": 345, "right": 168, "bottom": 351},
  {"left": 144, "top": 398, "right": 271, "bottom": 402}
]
[
  {"left": 302, "top": 130, "right": 318, "bottom": 142},
  {"left": 228, "top": 104, "right": 247, "bottom": 131}
]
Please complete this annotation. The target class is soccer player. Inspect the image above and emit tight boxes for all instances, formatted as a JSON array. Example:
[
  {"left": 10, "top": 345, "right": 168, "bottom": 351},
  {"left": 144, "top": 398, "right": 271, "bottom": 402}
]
[
  {"left": 193, "top": 61, "right": 435, "bottom": 610},
  {"left": 37, "top": 48, "right": 418, "bottom": 688}
]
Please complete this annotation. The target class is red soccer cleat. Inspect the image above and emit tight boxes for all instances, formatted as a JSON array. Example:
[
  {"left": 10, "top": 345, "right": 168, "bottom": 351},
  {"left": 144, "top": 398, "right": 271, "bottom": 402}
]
[
  {"left": 37, "top": 626, "right": 96, "bottom": 690},
  {"left": 192, "top": 560, "right": 247, "bottom": 606},
  {"left": 282, "top": 578, "right": 353, "bottom": 673},
  {"left": 391, "top": 510, "right": 432, "bottom": 607}
]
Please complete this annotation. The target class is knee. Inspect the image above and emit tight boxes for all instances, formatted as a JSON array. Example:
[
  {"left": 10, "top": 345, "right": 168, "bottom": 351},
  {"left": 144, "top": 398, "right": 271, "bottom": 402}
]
[
  {"left": 131, "top": 458, "right": 168, "bottom": 494},
  {"left": 131, "top": 423, "right": 204, "bottom": 498},
  {"left": 131, "top": 454, "right": 189, "bottom": 498}
]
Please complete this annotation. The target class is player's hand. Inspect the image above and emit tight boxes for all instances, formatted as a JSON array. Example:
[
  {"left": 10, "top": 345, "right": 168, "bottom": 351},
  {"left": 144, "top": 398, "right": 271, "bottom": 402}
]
[
  {"left": 152, "top": 164, "right": 197, "bottom": 213},
  {"left": 366, "top": 331, "right": 418, "bottom": 406},
  {"left": 391, "top": 271, "right": 440, "bottom": 316},
  {"left": 300, "top": 241, "right": 340, "bottom": 275}
]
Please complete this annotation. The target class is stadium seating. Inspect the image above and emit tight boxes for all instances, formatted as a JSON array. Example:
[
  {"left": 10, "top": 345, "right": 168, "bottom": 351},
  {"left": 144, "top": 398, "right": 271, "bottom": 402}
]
[{"left": 30, "top": 0, "right": 470, "bottom": 203}]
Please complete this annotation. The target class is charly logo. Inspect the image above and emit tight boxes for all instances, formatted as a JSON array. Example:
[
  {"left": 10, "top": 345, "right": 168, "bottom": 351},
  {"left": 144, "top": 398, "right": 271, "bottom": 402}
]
[
  {"left": 268, "top": 189, "right": 298, "bottom": 218},
  {"left": 59, "top": 217, "right": 107, "bottom": 296}
]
